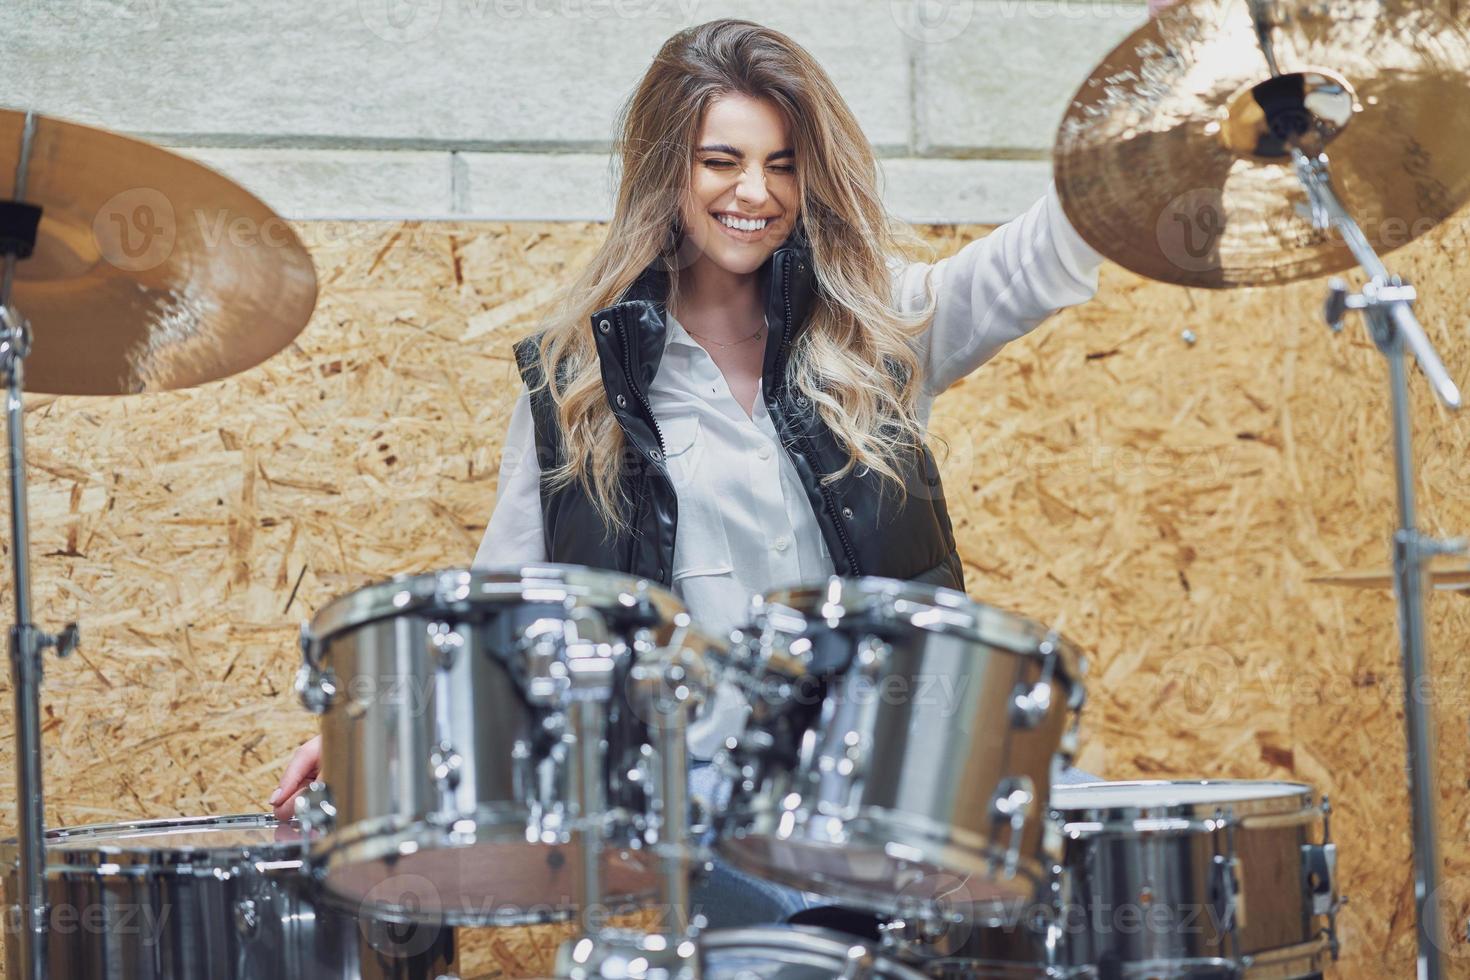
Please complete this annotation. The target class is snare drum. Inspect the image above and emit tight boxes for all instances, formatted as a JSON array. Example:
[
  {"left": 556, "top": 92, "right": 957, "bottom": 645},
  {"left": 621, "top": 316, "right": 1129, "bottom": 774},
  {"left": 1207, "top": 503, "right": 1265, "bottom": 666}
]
[
  {"left": 1045, "top": 780, "right": 1340, "bottom": 979},
  {"left": 296, "top": 564, "right": 721, "bottom": 925},
  {"left": 0, "top": 814, "right": 453, "bottom": 979},
  {"left": 715, "top": 577, "right": 1085, "bottom": 923}
]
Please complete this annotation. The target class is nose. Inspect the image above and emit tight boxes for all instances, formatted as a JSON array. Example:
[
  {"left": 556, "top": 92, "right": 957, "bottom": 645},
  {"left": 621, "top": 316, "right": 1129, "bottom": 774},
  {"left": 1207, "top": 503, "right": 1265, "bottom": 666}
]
[{"left": 734, "top": 165, "right": 770, "bottom": 210}]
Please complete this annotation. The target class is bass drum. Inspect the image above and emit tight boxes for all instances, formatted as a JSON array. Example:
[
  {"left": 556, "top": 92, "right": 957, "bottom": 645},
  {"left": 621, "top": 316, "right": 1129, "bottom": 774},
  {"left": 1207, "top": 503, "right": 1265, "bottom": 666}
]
[{"left": 0, "top": 813, "right": 454, "bottom": 979}]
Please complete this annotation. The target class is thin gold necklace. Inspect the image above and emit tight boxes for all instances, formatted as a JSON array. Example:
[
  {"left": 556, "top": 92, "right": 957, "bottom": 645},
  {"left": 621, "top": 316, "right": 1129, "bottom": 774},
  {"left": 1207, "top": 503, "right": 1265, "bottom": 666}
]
[{"left": 680, "top": 314, "right": 768, "bottom": 350}]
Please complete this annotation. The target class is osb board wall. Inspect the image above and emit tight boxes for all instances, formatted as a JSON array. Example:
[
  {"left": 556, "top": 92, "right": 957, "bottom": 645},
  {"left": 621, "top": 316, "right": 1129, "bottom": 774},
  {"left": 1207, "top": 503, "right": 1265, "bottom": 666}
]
[{"left": 0, "top": 211, "right": 1466, "bottom": 978}]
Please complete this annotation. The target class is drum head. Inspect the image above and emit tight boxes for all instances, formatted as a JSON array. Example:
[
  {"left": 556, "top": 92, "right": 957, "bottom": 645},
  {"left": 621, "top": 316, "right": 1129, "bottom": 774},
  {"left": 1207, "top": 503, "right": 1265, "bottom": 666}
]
[
  {"left": 701, "top": 927, "right": 929, "bottom": 979},
  {"left": 306, "top": 563, "right": 688, "bottom": 644},
  {"left": 1052, "top": 780, "right": 1314, "bottom": 818}
]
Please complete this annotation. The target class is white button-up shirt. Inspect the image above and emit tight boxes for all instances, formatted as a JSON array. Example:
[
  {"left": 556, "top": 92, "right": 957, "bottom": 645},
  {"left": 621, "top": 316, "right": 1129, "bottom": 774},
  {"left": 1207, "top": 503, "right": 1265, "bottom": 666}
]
[{"left": 475, "top": 182, "right": 1102, "bottom": 672}]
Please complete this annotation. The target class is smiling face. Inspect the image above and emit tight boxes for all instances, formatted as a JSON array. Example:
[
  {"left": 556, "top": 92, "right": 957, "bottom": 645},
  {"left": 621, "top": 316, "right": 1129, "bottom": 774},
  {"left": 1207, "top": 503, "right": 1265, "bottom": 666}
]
[{"left": 677, "top": 92, "right": 800, "bottom": 276}]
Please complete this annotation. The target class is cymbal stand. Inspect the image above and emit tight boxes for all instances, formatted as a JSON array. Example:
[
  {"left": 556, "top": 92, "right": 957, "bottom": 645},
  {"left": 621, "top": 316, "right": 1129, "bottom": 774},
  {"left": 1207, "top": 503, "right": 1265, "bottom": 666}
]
[
  {"left": 0, "top": 110, "right": 79, "bottom": 980},
  {"left": 1295, "top": 146, "right": 1464, "bottom": 980}
]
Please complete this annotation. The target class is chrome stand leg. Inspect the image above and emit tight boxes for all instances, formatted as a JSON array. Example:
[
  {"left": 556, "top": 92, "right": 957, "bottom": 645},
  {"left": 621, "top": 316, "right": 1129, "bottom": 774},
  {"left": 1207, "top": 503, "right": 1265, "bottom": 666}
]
[{"left": 1295, "top": 146, "right": 1464, "bottom": 980}]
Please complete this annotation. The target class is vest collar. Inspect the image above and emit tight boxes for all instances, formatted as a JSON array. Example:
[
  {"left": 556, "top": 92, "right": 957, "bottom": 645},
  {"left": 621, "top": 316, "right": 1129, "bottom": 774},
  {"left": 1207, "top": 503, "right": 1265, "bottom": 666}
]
[{"left": 589, "top": 238, "right": 817, "bottom": 395}]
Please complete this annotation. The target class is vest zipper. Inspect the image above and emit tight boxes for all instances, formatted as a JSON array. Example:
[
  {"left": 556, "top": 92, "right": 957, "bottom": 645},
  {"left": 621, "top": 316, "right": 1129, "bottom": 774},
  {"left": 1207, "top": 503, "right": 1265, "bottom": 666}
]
[
  {"left": 615, "top": 308, "right": 666, "bottom": 457},
  {"left": 776, "top": 252, "right": 861, "bottom": 577}
]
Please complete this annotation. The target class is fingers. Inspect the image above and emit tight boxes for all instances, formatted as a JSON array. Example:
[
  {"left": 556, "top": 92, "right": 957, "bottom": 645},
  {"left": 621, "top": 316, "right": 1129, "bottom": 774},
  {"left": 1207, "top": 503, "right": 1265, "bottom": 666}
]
[{"left": 268, "top": 735, "right": 321, "bottom": 821}]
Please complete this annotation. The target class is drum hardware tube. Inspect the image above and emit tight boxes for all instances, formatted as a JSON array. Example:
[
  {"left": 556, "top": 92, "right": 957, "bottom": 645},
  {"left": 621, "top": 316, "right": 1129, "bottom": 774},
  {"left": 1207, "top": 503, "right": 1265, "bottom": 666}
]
[
  {"left": 0, "top": 109, "right": 62, "bottom": 980},
  {"left": 557, "top": 620, "right": 713, "bottom": 979},
  {"left": 1295, "top": 145, "right": 1459, "bottom": 979}
]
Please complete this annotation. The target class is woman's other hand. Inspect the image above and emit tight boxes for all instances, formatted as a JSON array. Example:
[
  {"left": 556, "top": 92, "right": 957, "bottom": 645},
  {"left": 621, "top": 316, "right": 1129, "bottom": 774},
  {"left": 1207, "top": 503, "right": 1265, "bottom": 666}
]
[{"left": 269, "top": 734, "right": 321, "bottom": 821}]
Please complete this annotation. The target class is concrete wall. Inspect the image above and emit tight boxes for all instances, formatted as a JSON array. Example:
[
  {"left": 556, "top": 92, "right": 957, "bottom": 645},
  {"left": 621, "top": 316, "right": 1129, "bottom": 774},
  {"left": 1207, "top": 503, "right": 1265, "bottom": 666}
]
[{"left": 4, "top": 0, "right": 1145, "bottom": 222}]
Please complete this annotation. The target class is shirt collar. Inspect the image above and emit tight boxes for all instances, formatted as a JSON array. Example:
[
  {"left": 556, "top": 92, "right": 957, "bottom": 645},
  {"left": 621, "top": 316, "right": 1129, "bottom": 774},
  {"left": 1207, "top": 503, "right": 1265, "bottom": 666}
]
[{"left": 665, "top": 310, "right": 701, "bottom": 351}]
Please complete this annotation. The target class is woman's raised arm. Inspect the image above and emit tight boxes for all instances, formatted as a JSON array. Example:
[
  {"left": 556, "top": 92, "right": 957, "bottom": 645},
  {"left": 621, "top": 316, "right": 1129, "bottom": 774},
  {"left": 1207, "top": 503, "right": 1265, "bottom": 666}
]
[{"left": 892, "top": 182, "right": 1104, "bottom": 399}]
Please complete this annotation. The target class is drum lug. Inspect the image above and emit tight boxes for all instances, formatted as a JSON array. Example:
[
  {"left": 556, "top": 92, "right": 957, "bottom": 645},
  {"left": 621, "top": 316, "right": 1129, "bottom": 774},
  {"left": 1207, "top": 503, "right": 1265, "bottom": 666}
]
[
  {"left": 839, "top": 942, "right": 876, "bottom": 979},
  {"left": 431, "top": 741, "right": 464, "bottom": 792},
  {"left": 295, "top": 621, "right": 337, "bottom": 714},
  {"left": 1306, "top": 794, "right": 1342, "bottom": 959},
  {"left": 1211, "top": 805, "right": 1246, "bottom": 966},
  {"left": 1010, "top": 632, "right": 1061, "bottom": 729},
  {"left": 988, "top": 775, "right": 1035, "bottom": 878},
  {"left": 234, "top": 897, "right": 260, "bottom": 939},
  {"left": 295, "top": 780, "right": 337, "bottom": 834},
  {"left": 427, "top": 622, "right": 465, "bottom": 670},
  {"left": 294, "top": 663, "right": 338, "bottom": 714}
]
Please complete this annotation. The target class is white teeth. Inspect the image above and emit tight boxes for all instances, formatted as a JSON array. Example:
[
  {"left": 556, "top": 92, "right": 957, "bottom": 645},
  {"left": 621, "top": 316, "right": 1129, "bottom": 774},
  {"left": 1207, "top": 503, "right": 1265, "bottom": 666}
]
[{"left": 716, "top": 214, "right": 767, "bottom": 232}]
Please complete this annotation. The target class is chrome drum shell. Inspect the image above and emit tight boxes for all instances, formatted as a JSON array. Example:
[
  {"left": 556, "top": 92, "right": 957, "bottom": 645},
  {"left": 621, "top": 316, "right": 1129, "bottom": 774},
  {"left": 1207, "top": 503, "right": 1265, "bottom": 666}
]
[
  {"left": 0, "top": 814, "right": 453, "bottom": 979},
  {"left": 715, "top": 577, "right": 1086, "bottom": 923},
  {"left": 1042, "top": 780, "right": 1338, "bottom": 979},
  {"left": 298, "top": 564, "right": 720, "bottom": 925}
]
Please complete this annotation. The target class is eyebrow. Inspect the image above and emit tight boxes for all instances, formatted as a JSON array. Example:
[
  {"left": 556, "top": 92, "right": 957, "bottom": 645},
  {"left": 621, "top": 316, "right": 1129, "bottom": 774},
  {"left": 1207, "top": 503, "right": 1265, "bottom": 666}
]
[{"left": 696, "top": 144, "right": 796, "bottom": 162}]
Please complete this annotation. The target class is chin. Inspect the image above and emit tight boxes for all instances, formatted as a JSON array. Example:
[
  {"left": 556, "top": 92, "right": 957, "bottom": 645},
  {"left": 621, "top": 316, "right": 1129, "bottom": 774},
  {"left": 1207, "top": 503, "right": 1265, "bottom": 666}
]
[{"left": 705, "top": 246, "right": 773, "bottom": 275}]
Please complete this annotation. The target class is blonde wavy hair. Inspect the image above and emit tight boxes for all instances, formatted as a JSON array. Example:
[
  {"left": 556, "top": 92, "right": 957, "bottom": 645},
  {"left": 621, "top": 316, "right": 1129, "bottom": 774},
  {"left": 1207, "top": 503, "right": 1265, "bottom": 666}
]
[{"left": 527, "top": 17, "right": 941, "bottom": 534}]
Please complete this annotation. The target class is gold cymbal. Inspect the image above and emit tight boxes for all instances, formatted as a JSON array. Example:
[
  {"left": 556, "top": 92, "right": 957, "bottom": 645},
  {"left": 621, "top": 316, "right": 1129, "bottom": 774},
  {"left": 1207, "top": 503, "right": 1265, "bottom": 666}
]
[
  {"left": 1310, "top": 561, "right": 1470, "bottom": 591},
  {"left": 1053, "top": 0, "right": 1470, "bottom": 288},
  {"left": 0, "top": 110, "right": 317, "bottom": 395}
]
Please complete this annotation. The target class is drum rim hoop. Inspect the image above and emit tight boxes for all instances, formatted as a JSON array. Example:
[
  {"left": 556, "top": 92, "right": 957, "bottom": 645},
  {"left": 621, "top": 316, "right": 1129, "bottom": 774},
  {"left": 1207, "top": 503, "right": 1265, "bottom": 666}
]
[
  {"left": 755, "top": 575, "right": 1086, "bottom": 681},
  {"left": 304, "top": 563, "right": 686, "bottom": 644},
  {"left": 1051, "top": 779, "right": 1319, "bottom": 827},
  {"left": 0, "top": 812, "right": 303, "bottom": 872}
]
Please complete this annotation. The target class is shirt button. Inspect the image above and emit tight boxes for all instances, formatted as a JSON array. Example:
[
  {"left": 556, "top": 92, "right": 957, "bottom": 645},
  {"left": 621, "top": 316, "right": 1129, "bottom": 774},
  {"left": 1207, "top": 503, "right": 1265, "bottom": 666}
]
[
  {"left": 773, "top": 535, "right": 790, "bottom": 553},
  {"left": 757, "top": 444, "right": 773, "bottom": 460}
]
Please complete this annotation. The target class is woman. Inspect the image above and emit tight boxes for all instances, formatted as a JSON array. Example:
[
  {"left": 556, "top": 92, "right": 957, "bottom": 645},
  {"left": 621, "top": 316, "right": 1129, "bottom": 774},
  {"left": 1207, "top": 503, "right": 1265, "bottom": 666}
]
[{"left": 271, "top": 17, "right": 1102, "bottom": 880}]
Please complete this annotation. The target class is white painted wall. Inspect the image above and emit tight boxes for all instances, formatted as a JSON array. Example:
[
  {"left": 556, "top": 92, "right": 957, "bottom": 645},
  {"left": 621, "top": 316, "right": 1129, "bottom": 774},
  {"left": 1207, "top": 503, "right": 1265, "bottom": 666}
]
[{"left": 4, "top": 0, "right": 1145, "bottom": 222}]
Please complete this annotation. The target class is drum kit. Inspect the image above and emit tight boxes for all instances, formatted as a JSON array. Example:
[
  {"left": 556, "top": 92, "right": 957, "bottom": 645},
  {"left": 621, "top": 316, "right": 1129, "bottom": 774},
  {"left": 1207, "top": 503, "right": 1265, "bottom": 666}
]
[{"left": 0, "top": 0, "right": 1467, "bottom": 977}]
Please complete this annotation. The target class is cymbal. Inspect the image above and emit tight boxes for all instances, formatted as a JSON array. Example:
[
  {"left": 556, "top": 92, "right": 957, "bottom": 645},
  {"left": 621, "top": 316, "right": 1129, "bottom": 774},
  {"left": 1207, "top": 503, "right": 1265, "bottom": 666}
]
[
  {"left": 0, "top": 110, "right": 317, "bottom": 395},
  {"left": 1053, "top": 0, "right": 1470, "bottom": 288},
  {"left": 1310, "top": 561, "right": 1470, "bottom": 591}
]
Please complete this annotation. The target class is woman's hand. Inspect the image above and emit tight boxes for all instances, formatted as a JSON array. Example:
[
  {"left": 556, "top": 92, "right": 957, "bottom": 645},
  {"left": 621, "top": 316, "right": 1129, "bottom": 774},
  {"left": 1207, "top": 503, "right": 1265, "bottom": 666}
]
[
  {"left": 1147, "top": 0, "right": 1179, "bottom": 16},
  {"left": 269, "top": 734, "right": 321, "bottom": 821}
]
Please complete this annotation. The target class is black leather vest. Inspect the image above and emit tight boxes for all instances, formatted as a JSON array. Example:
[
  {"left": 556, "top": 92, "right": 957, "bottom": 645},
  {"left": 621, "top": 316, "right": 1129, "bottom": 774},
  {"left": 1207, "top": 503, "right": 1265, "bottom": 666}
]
[{"left": 512, "top": 241, "right": 965, "bottom": 592}]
